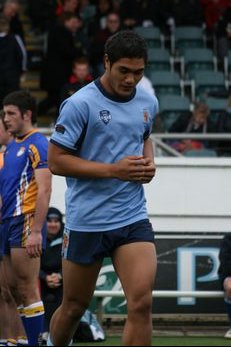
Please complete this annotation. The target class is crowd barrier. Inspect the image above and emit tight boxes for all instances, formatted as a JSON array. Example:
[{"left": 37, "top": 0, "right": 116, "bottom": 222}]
[{"left": 94, "top": 290, "right": 224, "bottom": 323}]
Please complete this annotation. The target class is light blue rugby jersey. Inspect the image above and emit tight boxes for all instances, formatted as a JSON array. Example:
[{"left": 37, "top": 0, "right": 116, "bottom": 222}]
[{"left": 50, "top": 78, "right": 159, "bottom": 232}]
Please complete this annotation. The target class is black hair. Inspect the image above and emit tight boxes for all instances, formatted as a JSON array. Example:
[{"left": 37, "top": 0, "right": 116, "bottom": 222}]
[
  {"left": 2, "top": 90, "right": 37, "bottom": 124},
  {"left": 47, "top": 207, "right": 63, "bottom": 224},
  {"left": 58, "top": 11, "right": 78, "bottom": 25},
  {"left": 104, "top": 30, "right": 148, "bottom": 66}
]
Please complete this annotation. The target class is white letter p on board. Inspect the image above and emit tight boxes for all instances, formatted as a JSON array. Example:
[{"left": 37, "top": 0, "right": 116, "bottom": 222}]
[{"left": 177, "top": 247, "right": 219, "bottom": 305}]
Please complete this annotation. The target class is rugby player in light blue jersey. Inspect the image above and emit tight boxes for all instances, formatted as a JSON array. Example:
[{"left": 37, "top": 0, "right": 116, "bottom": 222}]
[{"left": 48, "top": 30, "right": 158, "bottom": 346}]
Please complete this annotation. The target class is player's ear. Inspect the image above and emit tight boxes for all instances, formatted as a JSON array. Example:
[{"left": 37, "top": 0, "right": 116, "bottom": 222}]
[
  {"left": 104, "top": 54, "right": 110, "bottom": 71},
  {"left": 23, "top": 110, "right": 32, "bottom": 122}
]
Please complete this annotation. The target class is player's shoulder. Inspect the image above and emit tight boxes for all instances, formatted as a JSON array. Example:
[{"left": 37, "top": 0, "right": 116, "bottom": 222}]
[
  {"left": 69, "top": 80, "right": 98, "bottom": 102},
  {"left": 27, "top": 130, "right": 48, "bottom": 146}
]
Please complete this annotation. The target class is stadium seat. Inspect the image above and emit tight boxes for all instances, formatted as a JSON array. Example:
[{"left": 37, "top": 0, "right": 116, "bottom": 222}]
[
  {"left": 183, "top": 48, "right": 217, "bottom": 79},
  {"left": 193, "top": 71, "right": 227, "bottom": 99},
  {"left": 205, "top": 96, "right": 228, "bottom": 124},
  {"left": 146, "top": 48, "right": 173, "bottom": 76},
  {"left": 171, "top": 26, "right": 205, "bottom": 55},
  {"left": 134, "top": 26, "right": 164, "bottom": 48},
  {"left": 158, "top": 94, "right": 191, "bottom": 131},
  {"left": 149, "top": 71, "right": 184, "bottom": 98}
]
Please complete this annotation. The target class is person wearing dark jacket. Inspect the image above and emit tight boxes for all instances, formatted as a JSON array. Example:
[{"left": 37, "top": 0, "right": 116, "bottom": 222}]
[
  {"left": 39, "top": 207, "right": 64, "bottom": 341},
  {"left": 216, "top": 0, "right": 231, "bottom": 63},
  {"left": 218, "top": 233, "right": 231, "bottom": 338},
  {"left": 38, "top": 12, "right": 79, "bottom": 118},
  {"left": 168, "top": 102, "right": 217, "bottom": 153},
  {"left": 0, "top": 15, "right": 27, "bottom": 107},
  {"left": 0, "top": 0, "right": 24, "bottom": 41}
]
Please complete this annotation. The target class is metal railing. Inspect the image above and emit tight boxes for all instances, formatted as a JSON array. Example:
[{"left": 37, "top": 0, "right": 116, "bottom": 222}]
[
  {"left": 150, "top": 133, "right": 231, "bottom": 157},
  {"left": 94, "top": 290, "right": 224, "bottom": 323}
]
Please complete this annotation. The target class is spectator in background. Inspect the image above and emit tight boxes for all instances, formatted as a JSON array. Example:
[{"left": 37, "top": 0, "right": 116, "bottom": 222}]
[
  {"left": 60, "top": 57, "right": 93, "bottom": 103},
  {"left": 40, "top": 207, "right": 64, "bottom": 343},
  {"left": 39, "top": 12, "right": 80, "bottom": 119},
  {"left": 168, "top": 102, "right": 216, "bottom": 154},
  {"left": 87, "top": 0, "right": 114, "bottom": 39},
  {"left": 201, "top": 0, "right": 229, "bottom": 35},
  {"left": 120, "top": 0, "right": 141, "bottom": 29},
  {"left": 216, "top": 0, "right": 231, "bottom": 64},
  {"left": 120, "top": 0, "right": 157, "bottom": 29},
  {"left": 73, "top": 14, "right": 90, "bottom": 57},
  {"left": 0, "top": 15, "right": 27, "bottom": 108},
  {"left": 27, "top": 0, "right": 57, "bottom": 34},
  {"left": 56, "top": 0, "right": 80, "bottom": 16},
  {"left": 151, "top": 0, "right": 204, "bottom": 34},
  {"left": 164, "top": 0, "right": 204, "bottom": 32},
  {"left": 89, "top": 11, "right": 120, "bottom": 77},
  {"left": 218, "top": 233, "right": 231, "bottom": 338},
  {"left": 0, "top": 0, "right": 24, "bottom": 41}
]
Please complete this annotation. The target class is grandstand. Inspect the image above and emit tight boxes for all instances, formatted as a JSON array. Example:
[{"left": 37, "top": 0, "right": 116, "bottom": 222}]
[{"left": 15, "top": 0, "right": 231, "bottom": 158}]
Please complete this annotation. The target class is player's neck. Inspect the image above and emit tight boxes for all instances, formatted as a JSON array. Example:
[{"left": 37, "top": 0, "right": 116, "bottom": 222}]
[{"left": 16, "top": 125, "right": 34, "bottom": 138}]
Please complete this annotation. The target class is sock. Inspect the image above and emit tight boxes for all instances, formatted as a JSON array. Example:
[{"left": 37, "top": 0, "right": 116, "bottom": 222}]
[
  {"left": 6, "top": 339, "right": 17, "bottom": 346},
  {"left": 225, "top": 297, "right": 231, "bottom": 326},
  {"left": 24, "top": 301, "right": 44, "bottom": 346},
  {"left": 16, "top": 336, "right": 28, "bottom": 346},
  {"left": 46, "top": 334, "right": 73, "bottom": 346}
]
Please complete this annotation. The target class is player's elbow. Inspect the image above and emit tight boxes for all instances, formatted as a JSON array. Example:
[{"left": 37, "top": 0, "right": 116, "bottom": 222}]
[{"left": 48, "top": 160, "right": 59, "bottom": 175}]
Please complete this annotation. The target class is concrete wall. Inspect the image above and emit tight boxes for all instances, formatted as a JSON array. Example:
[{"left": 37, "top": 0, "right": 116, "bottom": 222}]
[{"left": 50, "top": 157, "right": 231, "bottom": 233}]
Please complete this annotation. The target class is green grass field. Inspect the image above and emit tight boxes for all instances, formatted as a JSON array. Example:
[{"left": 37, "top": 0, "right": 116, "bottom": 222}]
[{"left": 74, "top": 336, "right": 231, "bottom": 346}]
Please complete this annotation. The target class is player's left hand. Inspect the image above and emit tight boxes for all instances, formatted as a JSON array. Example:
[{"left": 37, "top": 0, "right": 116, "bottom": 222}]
[
  {"left": 26, "top": 232, "right": 42, "bottom": 258},
  {"left": 136, "top": 157, "right": 156, "bottom": 184}
]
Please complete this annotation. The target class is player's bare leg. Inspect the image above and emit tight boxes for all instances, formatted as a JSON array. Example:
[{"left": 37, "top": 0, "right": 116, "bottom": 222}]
[{"left": 113, "top": 242, "right": 157, "bottom": 346}]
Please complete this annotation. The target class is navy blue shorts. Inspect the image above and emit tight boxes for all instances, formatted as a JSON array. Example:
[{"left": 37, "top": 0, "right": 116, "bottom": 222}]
[
  {"left": 62, "top": 219, "right": 155, "bottom": 265},
  {"left": 0, "top": 213, "right": 47, "bottom": 255}
]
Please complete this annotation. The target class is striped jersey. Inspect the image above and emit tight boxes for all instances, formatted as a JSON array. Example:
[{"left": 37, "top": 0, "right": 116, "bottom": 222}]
[{"left": 0, "top": 129, "right": 48, "bottom": 220}]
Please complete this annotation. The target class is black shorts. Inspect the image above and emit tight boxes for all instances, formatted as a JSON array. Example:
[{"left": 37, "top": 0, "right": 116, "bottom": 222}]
[{"left": 62, "top": 219, "right": 155, "bottom": 265}]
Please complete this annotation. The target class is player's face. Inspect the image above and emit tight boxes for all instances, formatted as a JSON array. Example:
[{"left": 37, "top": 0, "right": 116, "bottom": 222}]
[
  {"left": 105, "top": 57, "right": 145, "bottom": 97},
  {"left": 3, "top": 105, "right": 26, "bottom": 136}
]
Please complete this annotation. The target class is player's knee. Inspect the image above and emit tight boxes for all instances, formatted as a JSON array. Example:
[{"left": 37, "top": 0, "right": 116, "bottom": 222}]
[
  {"left": 64, "top": 301, "right": 87, "bottom": 321},
  {"left": 127, "top": 292, "right": 152, "bottom": 317}
]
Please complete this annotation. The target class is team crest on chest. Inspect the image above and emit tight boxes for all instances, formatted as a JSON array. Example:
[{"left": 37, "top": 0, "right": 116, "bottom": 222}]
[
  {"left": 17, "top": 147, "right": 26, "bottom": 157},
  {"left": 99, "top": 110, "right": 112, "bottom": 125}
]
